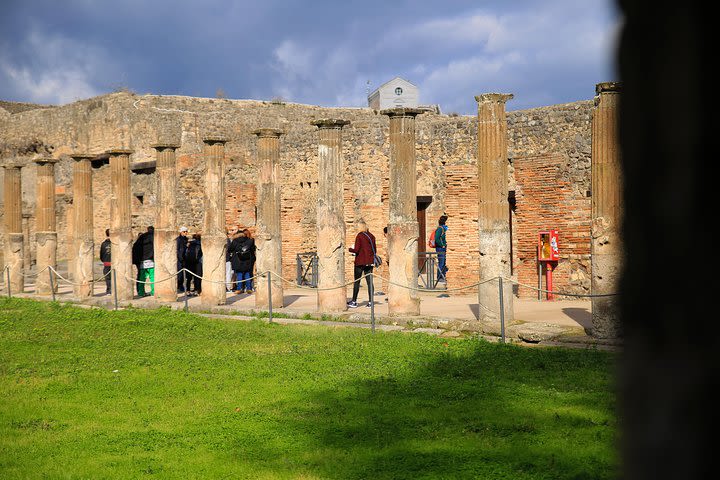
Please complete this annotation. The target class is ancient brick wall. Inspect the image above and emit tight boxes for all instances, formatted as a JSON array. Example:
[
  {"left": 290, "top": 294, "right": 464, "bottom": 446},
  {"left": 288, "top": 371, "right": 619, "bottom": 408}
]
[{"left": 0, "top": 93, "right": 593, "bottom": 297}]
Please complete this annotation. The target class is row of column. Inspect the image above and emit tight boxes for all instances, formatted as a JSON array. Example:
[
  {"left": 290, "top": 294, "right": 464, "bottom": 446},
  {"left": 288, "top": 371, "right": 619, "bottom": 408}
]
[{"left": 2, "top": 86, "right": 621, "bottom": 336}]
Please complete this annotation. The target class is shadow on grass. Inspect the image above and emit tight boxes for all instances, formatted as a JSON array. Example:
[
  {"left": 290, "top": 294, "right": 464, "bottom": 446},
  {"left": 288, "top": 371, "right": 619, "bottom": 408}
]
[{"left": 225, "top": 341, "right": 617, "bottom": 479}]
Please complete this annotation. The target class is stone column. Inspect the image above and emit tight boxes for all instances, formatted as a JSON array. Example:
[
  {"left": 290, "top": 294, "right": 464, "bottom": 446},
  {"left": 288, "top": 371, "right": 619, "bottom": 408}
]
[
  {"left": 253, "top": 129, "right": 284, "bottom": 309},
  {"left": 475, "top": 93, "right": 514, "bottom": 324},
  {"left": 201, "top": 137, "right": 228, "bottom": 306},
  {"left": 34, "top": 157, "right": 58, "bottom": 295},
  {"left": 591, "top": 82, "right": 622, "bottom": 338},
  {"left": 381, "top": 108, "right": 423, "bottom": 316},
  {"left": 152, "top": 143, "right": 179, "bottom": 302},
  {"left": 107, "top": 149, "right": 134, "bottom": 301},
  {"left": 312, "top": 119, "right": 350, "bottom": 312},
  {"left": 70, "top": 154, "right": 95, "bottom": 298},
  {"left": 3, "top": 163, "right": 24, "bottom": 293}
]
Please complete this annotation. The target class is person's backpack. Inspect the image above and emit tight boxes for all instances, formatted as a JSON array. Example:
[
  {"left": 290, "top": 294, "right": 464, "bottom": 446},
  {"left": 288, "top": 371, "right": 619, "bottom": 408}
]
[{"left": 428, "top": 231, "right": 436, "bottom": 248}]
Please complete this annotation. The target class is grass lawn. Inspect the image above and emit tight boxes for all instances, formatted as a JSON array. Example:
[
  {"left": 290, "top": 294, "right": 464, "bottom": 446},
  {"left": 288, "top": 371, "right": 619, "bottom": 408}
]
[{"left": 0, "top": 297, "right": 618, "bottom": 479}]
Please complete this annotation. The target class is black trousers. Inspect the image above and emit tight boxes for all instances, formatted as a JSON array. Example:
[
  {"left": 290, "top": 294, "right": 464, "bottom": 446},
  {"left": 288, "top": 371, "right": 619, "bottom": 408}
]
[
  {"left": 185, "top": 263, "right": 202, "bottom": 294},
  {"left": 351, "top": 265, "right": 374, "bottom": 302},
  {"left": 177, "top": 262, "right": 185, "bottom": 292},
  {"left": 103, "top": 265, "right": 111, "bottom": 293}
]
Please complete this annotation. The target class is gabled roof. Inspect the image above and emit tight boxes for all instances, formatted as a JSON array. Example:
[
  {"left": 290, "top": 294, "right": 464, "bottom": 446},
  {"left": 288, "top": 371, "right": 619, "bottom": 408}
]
[{"left": 368, "top": 77, "right": 417, "bottom": 98}]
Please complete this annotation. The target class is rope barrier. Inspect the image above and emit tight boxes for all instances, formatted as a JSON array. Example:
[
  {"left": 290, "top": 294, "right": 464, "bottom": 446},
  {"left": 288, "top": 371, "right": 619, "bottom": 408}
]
[
  {"left": 45, "top": 266, "right": 112, "bottom": 286},
  {"left": 180, "top": 268, "right": 266, "bottom": 285},
  {"left": 503, "top": 277, "right": 618, "bottom": 298},
  {"left": 3, "top": 263, "right": 619, "bottom": 299},
  {"left": 268, "top": 270, "right": 373, "bottom": 291},
  {"left": 18, "top": 265, "right": 50, "bottom": 278}
]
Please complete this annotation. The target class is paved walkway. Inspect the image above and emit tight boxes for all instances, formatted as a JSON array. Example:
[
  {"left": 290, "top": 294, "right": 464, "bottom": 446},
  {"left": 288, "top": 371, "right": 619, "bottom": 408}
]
[{"left": 5, "top": 267, "right": 605, "bottom": 346}]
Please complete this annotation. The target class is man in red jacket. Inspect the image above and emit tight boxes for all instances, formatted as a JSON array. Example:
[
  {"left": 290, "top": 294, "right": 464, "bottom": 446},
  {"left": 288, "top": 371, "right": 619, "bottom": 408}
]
[{"left": 347, "top": 220, "right": 377, "bottom": 308}]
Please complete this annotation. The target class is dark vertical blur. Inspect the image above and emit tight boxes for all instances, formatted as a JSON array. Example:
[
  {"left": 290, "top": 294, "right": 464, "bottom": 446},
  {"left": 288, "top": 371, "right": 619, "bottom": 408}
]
[{"left": 617, "top": 1, "right": 713, "bottom": 478}]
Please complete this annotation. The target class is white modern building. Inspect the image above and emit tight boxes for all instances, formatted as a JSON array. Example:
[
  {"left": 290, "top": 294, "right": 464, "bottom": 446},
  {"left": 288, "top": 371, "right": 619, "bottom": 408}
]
[{"left": 367, "top": 77, "right": 419, "bottom": 110}]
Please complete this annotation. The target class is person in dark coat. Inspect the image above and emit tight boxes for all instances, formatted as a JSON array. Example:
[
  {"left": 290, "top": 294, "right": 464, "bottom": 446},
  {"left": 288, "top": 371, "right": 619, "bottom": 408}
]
[
  {"left": 184, "top": 233, "right": 202, "bottom": 296},
  {"left": 176, "top": 226, "right": 189, "bottom": 293},
  {"left": 99, "top": 229, "right": 112, "bottom": 294},
  {"left": 347, "top": 220, "right": 377, "bottom": 308},
  {"left": 229, "top": 230, "right": 256, "bottom": 293},
  {"left": 132, "top": 231, "right": 145, "bottom": 297},
  {"left": 132, "top": 227, "right": 154, "bottom": 297}
]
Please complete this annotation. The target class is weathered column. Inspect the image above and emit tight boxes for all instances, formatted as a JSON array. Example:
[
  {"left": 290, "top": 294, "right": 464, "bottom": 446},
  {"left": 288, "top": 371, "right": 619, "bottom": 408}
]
[
  {"left": 152, "top": 143, "right": 179, "bottom": 302},
  {"left": 201, "top": 136, "right": 228, "bottom": 306},
  {"left": 70, "top": 154, "right": 95, "bottom": 298},
  {"left": 381, "top": 108, "right": 422, "bottom": 316},
  {"left": 34, "top": 157, "right": 58, "bottom": 295},
  {"left": 475, "top": 93, "right": 514, "bottom": 324},
  {"left": 312, "top": 119, "right": 350, "bottom": 312},
  {"left": 253, "top": 129, "right": 284, "bottom": 309},
  {"left": 591, "top": 82, "right": 622, "bottom": 338},
  {"left": 107, "top": 149, "right": 134, "bottom": 301},
  {"left": 3, "top": 163, "right": 24, "bottom": 293}
]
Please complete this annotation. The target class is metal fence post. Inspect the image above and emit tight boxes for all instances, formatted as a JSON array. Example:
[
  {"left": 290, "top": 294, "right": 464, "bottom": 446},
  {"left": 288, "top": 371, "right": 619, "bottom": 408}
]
[
  {"left": 112, "top": 268, "right": 119, "bottom": 311},
  {"left": 498, "top": 276, "right": 506, "bottom": 344},
  {"left": 6, "top": 266, "right": 11, "bottom": 298},
  {"left": 267, "top": 271, "right": 273, "bottom": 323},
  {"left": 49, "top": 268, "right": 56, "bottom": 302},
  {"left": 370, "top": 271, "right": 375, "bottom": 334}
]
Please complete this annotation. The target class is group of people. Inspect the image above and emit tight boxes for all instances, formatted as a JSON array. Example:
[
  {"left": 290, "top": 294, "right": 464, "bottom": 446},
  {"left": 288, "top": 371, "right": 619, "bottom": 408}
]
[
  {"left": 176, "top": 227, "right": 203, "bottom": 296},
  {"left": 98, "top": 214, "right": 448, "bottom": 303},
  {"left": 225, "top": 227, "right": 256, "bottom": 294},
  {"left": 346, "top": 215, "right": 449, "bottom": 308},
  {"left": 99, "top": 226, "right": 162, "bottom": 297}
]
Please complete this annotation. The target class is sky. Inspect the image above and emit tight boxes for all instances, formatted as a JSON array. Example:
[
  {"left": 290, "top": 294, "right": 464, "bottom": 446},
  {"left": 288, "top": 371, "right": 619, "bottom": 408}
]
[{"left": 0, "top": 0, "right": 621, "bottom": 115}]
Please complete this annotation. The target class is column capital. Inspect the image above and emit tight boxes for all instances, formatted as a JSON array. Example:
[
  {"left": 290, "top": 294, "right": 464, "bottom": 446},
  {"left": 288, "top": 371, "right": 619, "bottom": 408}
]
[
  {"left": 596, "top": 82, "right": 621, "bottom": 95},
  {"left": 69, "top": 153, "right": 96, "bottom": 162},
  {"left": 106, "top": 149, "right": 134, "bottom": 156},
  {"left": 380, "top": 107, "right": 424, "bottom": 118},
  {"left": 2, "top": 161, "right": 24, "bottom": 170},
  {"left": 474, "top": 93, "right": 514, "bottom": 104},
  {"left": 252, "top": 128, "right": 284, "bottom": 138},
  {"left": 33, "top": 157, "right": 58, "bottom": 166},
  {"left": 311, "top": 119, "right": 351, "bottom": 129},
  {"left": 151, "top": 143, "right": 181, "bottom": 150},
  {"left": 202, "top": 136, "right": 228, "bottom": 145}
]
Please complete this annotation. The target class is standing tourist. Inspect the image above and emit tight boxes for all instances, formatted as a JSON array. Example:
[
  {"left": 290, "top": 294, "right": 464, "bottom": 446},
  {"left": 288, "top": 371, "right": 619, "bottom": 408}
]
[
  {"left": 176, "top": 226, "right": 188, "bottom": 293},
  {"left": 134, "top": 226, "right": 155, "bottom": 297},
  {"left": 433, "top": 215, "right": 449, "bottom": 282},
  {"left": 347, "top": 220, "right": 377, "bottom": 308},
  {"left": 184, "top": 233, "right": 203, "bottom": 296},
  {"left": 100, "top": 228, "right": 112, "bottom": 295},
  {"left": 230, "top": 229, "right": 256, "bottom": 294}
]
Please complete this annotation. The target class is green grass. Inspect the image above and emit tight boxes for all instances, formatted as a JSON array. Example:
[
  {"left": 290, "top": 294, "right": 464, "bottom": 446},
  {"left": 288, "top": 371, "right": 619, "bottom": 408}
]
[{"left": 0, "top": 297, "right": 618, "bottom": 479}]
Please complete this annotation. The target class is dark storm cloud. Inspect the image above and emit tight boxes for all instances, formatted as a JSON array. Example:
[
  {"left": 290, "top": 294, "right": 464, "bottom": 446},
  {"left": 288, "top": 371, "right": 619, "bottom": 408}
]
[{"left": 1, "top": 0, "right": 619, "bottom": 113}]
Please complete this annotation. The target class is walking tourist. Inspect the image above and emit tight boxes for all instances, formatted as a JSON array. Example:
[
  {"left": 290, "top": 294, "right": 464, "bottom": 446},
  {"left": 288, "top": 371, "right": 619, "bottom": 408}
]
[
  {"left": 433, "top": 215, "right": 449, "bottom": 282},
  {"left": 347, "top": 220, "right": 378, "bottom": 308}
]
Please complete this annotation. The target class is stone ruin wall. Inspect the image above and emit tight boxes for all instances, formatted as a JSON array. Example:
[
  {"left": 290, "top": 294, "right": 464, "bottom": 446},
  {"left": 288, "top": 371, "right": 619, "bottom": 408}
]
[{"left": 0, "top": 92, "right": 593, "bottom": 297}]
